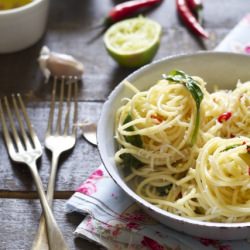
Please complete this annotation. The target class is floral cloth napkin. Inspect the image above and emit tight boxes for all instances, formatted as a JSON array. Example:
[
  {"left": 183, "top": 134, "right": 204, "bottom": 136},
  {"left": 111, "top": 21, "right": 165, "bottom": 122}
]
[
  {"left": 66, "top": 14, "right": 250, "bottom": 250},
  {"left": 66, "top": 166, "right": 250, "bottom": 250}
]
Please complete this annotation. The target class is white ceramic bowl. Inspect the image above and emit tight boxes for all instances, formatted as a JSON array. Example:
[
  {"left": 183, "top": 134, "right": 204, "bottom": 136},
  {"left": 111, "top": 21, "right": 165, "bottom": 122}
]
[
  {"left": 0, "top": 0, "right": 49, "bottom": 53},
  {"left": 97, "top": 52, "right": 250, "bottom": 240}
]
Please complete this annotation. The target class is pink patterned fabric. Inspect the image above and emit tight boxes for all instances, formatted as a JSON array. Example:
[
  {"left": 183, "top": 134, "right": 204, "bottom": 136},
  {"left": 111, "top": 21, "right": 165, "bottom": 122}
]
[
  {"left": 67, "top": 165, "right": 250, "bottom": 249},
  {"left": 76, "top": 169, "right": 103, "bottom": 195},
  {"left": 141, "top": 236, "right": 164, "bottom": 250}
]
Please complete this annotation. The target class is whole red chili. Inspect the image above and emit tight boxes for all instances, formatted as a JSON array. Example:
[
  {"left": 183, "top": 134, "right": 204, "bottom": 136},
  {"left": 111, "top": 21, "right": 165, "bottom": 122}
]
[
  {"left": 105, "top": 0, "right": 163, "bottom": 25},
  {"left": 217, "top": 112, "right": 232, "bottom": 123},
  {"left": 186, "top": 0, "right": 203, "bottom": 23},
  {"left": 176, "top": 0, "right": 209, "bottom": 39}
]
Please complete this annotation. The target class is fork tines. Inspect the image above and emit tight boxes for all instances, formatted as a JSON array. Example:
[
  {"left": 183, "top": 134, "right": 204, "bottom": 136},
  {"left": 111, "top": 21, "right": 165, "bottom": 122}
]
[
  {"left": 0, "top": 94, "right": 41, "bottom": 155},
  {"left": 47, "top": 76, "right": 78, "bottom": 136}
]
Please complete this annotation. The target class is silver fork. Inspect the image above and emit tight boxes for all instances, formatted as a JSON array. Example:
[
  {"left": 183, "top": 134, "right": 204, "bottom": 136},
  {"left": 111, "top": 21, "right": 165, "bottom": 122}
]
[
  {"left": 32, "top": 77, "right": 78, "bottom": 250},
  {"left": 0, "top": 94, "right": 68, "bottom": 250}
]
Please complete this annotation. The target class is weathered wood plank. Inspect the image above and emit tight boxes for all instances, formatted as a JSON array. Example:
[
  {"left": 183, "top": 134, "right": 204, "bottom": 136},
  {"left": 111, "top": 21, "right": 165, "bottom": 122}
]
[
  {"left": 0, "top": 199, "right": 101, "bottom": 250},
  {"left": 0, "top": 102, "right": 102, "bottom": 192},
  {"left": 0, "top": 191, "right": 74, "bottom": 199}
]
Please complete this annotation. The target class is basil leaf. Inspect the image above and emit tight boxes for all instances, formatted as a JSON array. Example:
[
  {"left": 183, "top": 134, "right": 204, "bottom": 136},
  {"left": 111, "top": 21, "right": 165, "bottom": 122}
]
[
  {"left": 163, "top": 69, "right": 186, "bottom": 82},
  {"left": 221, "top": 144, "right": 250, "bottom": 155},
  {"left": 123, "top": 114, "right": 143, "bottom": 148},
  {"left": 121, "top": 153, "right": 142, "bottom": 170},
  {"left": 221, "top": 143, "right": 242, "bottom": 152},
  {"left": 157, "top": 184, "right": 172, "bottom": 196},
  {"left": 163, "top": 70, "right": 204, "bottom": 145},
  {"left": 120, "top": 114, "right": 143, "bottom": 170}
]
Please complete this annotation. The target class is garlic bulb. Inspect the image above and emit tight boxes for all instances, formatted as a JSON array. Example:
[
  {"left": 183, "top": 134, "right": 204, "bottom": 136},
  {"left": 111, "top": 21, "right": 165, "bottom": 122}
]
[{"left": 38, "top": 46, "right": 84, "bottom": 81}]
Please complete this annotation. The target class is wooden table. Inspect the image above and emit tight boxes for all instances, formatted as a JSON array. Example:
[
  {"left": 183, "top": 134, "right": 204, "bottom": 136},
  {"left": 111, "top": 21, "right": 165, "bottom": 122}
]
[{"left": 0, "top": 1, "right": 249, "bottom": 249}]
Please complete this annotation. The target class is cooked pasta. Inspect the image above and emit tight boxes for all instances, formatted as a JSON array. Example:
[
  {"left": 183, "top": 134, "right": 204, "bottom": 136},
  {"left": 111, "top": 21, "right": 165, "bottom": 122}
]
[
  {"left": 229, "top": 81, "right": 250, "bottom": 137},
  {"left": 114, "top": 71, "right": 250, "bottom": 222},
  {"left": 196, "top": 137, "right": 250, "bottom": 222},
  {"left": 200, "top": 89, "right": 232, "bottom": 141}
]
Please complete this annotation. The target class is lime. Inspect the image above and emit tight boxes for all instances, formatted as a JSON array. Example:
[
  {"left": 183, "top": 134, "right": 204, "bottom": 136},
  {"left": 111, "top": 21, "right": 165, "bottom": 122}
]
[{"left": 104, "top": 16, "right": 162, "bottom": 68}]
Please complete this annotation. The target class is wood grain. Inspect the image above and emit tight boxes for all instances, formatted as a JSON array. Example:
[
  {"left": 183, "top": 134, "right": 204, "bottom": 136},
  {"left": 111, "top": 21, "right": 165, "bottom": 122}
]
[
  {"left": 0, "top": 199, "right": 101, "bottom": 250},
  {"left": 0, "top": 101, "right": 102, "bottom": 192},
  {"left": 0, "top": 191, "right": 74, "bottom": 199}
]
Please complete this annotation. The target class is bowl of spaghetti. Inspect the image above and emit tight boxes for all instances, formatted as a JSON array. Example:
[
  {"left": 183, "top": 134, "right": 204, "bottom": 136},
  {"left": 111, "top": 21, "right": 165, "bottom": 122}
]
[{"left": 97, "top": 52, "right": 250, "bottom": 240}]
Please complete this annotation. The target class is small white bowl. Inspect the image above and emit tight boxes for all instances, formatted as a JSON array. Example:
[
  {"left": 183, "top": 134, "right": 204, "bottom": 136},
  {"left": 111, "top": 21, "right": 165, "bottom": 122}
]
[
  {"left": 97, "top": 52, "right": 250, "bottom": 240},
  {"left": 0, "top": 0, "right": 49, "bottom": 53}
]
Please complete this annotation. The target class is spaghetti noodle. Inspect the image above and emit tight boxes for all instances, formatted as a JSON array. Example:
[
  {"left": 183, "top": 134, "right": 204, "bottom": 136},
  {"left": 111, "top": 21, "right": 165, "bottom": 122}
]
[
  {"left": 230, "top": 81, "right": 250, "bottom": 137},
  {"left": 196, "top": 137, "right": 250, "bottom": 222}
]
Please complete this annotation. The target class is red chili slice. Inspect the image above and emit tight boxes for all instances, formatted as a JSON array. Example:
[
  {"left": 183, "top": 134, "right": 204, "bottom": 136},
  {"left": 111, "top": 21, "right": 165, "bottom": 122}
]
[
  {"left": 151, "top": 114, "right": 163, "bottom": 123},
  {"left": 217, "top": 112, "right": 232, "bottom": 123}
]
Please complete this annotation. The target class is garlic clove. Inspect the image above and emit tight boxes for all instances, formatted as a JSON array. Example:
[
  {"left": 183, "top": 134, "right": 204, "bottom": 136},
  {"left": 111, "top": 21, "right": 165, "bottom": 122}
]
[
  {"left": 46, "top": 53, "right": 84, "bottom": 77},
  {"left": 38, "top": 46, "right": 84, "bottom": 81}
]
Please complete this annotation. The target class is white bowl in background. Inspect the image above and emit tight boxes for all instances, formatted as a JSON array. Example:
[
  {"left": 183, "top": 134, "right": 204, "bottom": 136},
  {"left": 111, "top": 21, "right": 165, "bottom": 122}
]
[
  {"left": 0, "top": 0, "right": 49, "bottom": 53},
  {"left": 97, "top": 52, "right": 250, "bottom": 240}
]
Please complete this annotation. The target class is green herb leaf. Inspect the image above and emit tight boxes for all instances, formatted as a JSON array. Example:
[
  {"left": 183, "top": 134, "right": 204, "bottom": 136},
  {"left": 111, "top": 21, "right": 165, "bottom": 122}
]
[
  {"left": 163, "top": 70, "right": 204, "bottom": 145},
  {"left": 157, "top": 184, "right": 172, "bottom": 196},
  {"left": 121, "top": 153, "right": 142, "bottom": 170},
  {"left": 123, "top": 114, "right": 143, "bottom": 148},
  {"left": 221, "top": 143, "right": 242, "bottom": 152},
  {"left": 221, "top": 144, "right": 250, "bottom": 155},
  {"left": 120, "top": 114, "right": 143, "bottom": 170}
]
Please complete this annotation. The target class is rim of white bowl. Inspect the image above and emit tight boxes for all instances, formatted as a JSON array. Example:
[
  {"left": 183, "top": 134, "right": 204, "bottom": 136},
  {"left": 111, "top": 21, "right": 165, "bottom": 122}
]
[
  {"left": 0, "top": 0, "right": 43, "bottom": 15},
  {"left": 97, "top": 51, "right": 250, "bottom": 229}
]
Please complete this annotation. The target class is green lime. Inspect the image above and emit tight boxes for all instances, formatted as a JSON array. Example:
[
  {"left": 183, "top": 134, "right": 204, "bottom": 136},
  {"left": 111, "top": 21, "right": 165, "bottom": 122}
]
[{"left": 104, "top": 16, "right": 162, "bottom": 68}]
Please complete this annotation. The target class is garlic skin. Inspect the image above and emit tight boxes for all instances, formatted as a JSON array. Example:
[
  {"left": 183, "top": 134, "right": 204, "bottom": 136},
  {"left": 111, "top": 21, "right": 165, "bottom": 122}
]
[{"left": 38, "top": 46, "right": 84, "bottom": 81}]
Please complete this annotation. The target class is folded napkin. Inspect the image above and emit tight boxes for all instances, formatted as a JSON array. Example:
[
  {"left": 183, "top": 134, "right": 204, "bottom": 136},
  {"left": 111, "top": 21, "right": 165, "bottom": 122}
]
[
  {"left": 66, "top": 14, "right": 250, "bottom": 250},
  {"left": 66, "top": 165, "right": 250, "bottom": 250}
]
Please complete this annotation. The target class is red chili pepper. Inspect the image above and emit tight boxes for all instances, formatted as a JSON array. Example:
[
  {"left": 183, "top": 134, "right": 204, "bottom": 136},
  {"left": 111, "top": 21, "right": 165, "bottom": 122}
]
[
  {"left": 186, "top": 0, "right": 202, "bottom": 11},
  {"left": 176, "top": 0, "right": 209, "bottom": 39},
  {"left": 151, "top": 114, "right": 163, "bottom": 123},
  {"left": 186, "top": 0, "right": 203, "bottom": 23},
  {"left": 217, "top": 112, "right": 232, "bottom": 123},
  {"left": 106, "top": 0, "right": 163, "bottom": 25}
]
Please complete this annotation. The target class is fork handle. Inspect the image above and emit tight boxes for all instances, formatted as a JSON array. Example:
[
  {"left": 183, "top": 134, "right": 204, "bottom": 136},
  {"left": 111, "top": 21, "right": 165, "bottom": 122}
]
[
  {"left": 32, "top": 152, "right": 60, "bottom": 250},
  {"left": 29, "top": 160, "right": 69, "bottom": 250},
  {"left": 31, "top": 215, "right": 48, "bottom": 250}
]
